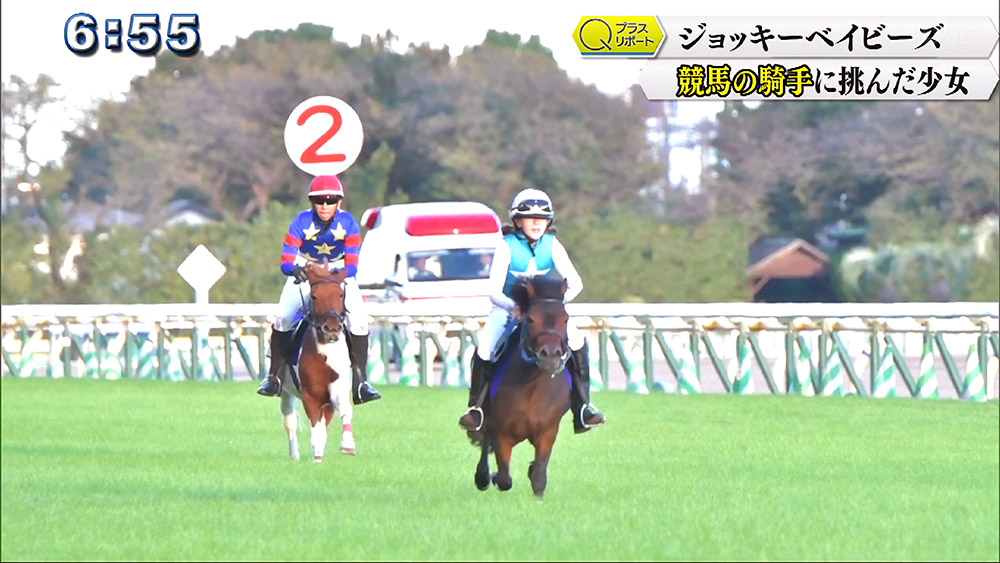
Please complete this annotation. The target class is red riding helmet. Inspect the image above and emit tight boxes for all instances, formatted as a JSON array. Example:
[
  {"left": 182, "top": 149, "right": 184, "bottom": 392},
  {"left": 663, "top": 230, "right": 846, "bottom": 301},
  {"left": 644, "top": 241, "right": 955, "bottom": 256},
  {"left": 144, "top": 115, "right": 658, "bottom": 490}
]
[{"left": 309, "top": 175, "right": 345, "bottom": 198}]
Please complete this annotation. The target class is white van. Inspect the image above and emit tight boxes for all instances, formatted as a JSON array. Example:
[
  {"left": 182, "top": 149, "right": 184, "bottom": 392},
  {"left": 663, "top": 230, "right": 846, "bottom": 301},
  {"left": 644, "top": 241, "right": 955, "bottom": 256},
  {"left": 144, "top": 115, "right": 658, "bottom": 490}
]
[{"left": 355, "top": 201, "right": 502, "bottom": 313}]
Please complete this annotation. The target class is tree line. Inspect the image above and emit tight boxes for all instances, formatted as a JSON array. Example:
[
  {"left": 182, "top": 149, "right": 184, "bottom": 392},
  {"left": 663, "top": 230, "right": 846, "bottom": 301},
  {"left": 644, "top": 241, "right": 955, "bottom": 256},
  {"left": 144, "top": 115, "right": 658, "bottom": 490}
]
[{"left": 2, "top": 24, "right": 997, "bottom": 304}]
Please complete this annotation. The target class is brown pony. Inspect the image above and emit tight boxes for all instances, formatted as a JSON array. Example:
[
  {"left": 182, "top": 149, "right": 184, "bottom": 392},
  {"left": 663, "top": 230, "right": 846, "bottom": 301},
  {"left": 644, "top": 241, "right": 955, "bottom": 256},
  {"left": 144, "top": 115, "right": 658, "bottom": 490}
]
[
  {"left": 278, "top": 261, "right": 355, "bottom": 461},
  {"left": 471, "top": 275, "right": 572, "bottom": 497}
]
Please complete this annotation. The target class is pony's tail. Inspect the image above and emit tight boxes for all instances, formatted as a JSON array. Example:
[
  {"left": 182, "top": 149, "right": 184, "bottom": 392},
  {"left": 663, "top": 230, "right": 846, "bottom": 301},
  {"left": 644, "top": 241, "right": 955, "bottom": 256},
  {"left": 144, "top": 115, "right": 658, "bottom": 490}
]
[
  {"left": 466, "top": 429, "right": 484, "bottom": 448},
  {"left": 465, "top": 430, "right": 493, "bottom": 453}
]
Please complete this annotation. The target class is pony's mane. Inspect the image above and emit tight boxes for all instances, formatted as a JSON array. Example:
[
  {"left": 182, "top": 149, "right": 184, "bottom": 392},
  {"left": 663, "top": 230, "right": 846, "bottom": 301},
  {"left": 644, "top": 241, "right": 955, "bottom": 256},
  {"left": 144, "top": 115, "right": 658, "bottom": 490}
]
[
  {"left": 307, "top": 262, "right": 344, "bottom": 279},
  {"left": 511, "top": 275, "right": 565, "bottom": 311}
]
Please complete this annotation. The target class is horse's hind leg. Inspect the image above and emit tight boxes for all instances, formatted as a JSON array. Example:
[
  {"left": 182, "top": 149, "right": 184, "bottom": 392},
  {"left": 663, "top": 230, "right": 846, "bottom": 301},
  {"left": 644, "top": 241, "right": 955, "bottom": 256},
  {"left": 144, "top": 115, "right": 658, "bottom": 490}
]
[
  {"left": 280, "top": 391, "right": 299, "bottom": 461},
  {"left": 330, "top": 377, "right": 355, "bottom": 455},
  {"left": 475, "top": 439, "right": 491, "bottom": 491},
  {"left": 492, "top": 434, "right": 515, "bottom": 491}
]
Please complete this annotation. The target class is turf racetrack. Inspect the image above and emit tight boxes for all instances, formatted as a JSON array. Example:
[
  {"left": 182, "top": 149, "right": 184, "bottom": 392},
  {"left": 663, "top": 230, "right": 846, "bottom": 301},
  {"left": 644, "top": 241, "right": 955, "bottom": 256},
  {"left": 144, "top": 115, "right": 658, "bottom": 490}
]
[{"left": 2, "top": 378, "right": 997, "bottom": 561}]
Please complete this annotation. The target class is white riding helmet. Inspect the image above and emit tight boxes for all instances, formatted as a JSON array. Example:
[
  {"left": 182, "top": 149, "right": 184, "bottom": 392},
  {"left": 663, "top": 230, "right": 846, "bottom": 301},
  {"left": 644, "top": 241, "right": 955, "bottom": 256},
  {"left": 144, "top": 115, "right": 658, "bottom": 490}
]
[{"left": 509, "top": 188, "right": 554, "bottom": 221}]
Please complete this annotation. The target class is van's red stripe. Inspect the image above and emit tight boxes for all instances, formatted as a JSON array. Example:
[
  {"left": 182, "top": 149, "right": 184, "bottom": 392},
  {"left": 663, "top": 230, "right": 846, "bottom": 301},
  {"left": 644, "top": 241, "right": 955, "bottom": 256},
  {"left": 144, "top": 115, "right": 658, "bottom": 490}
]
[{"left": 405, "top": 214, "right": 500, "bottom": 236}]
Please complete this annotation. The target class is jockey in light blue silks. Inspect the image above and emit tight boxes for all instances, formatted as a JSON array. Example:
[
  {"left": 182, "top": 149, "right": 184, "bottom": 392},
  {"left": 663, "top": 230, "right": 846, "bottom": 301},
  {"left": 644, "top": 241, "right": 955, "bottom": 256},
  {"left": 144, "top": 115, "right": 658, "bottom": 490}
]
[
  {"left": 458, "top": 188, "right": 606, "bottom": 434},
  {"left": 256, "top": 174, "right": 381, "bottom": 406}
]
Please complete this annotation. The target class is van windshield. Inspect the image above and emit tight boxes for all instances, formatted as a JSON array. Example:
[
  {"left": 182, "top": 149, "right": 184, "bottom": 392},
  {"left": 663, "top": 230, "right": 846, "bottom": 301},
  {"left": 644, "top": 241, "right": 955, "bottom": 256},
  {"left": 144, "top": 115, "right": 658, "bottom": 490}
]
[{"left": 406, "top": 248, "right": 494, "bottom": 282}]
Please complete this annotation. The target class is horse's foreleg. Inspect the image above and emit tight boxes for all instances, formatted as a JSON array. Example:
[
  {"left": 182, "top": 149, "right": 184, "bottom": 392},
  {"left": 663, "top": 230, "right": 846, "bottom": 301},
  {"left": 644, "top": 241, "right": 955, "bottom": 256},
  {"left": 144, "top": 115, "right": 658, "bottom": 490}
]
[
  {"left": 475, "top": 438, "right": 491, "bottom": 491},
  {"left": 280, "top": 392, "right": 299, "bottom": 461},
  {"left": 310, "top": 415, "right": 328, "bottom": 462},
  {"left": 492, "top": 434, "right": 515, "bottom": 491},
  {"left": 330, "top": 376, "right": 355, "bottom": 455},
  {"left": 529, "top": 427, "right": 559, "bottom": 498},
  {"left": 302, "top": 394, "right": 328, "bottom": 462}
]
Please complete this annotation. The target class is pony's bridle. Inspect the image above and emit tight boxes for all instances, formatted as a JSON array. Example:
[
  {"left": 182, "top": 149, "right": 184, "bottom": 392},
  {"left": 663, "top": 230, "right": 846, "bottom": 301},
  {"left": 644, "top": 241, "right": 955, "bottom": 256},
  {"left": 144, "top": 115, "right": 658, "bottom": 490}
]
[
  {"left": 519, "top": 298, "right": 571, "bottom": 370},
  {"left": 304, "top": 277, "right": 346, "bottom": 343}
]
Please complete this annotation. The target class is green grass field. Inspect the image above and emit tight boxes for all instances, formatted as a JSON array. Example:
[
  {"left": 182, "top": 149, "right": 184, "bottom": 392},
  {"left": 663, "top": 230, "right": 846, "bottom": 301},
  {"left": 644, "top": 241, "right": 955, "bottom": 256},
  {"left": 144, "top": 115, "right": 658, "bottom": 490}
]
[{"left": 1, "top": 377, "right": 997, "bottom": 562}]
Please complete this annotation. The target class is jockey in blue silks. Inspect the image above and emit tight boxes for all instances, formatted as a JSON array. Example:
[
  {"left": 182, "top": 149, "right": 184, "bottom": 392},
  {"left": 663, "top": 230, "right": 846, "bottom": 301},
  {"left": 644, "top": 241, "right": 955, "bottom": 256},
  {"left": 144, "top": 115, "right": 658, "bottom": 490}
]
[
  {"left": 256, "top": 174, "right": 381, "bottom": 406},
  {"left": 459, "top": 188, "right": 606, "bottom": 434}
]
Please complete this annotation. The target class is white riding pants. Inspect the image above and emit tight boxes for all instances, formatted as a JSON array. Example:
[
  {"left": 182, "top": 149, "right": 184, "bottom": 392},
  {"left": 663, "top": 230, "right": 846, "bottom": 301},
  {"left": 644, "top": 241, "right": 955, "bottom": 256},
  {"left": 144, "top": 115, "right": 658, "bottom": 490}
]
[
  {"left": 476, "top": 305, "right": 584, "bottom": 361},
  {"left": 274, "top": 276, "right": 369, "bottom": 335}
]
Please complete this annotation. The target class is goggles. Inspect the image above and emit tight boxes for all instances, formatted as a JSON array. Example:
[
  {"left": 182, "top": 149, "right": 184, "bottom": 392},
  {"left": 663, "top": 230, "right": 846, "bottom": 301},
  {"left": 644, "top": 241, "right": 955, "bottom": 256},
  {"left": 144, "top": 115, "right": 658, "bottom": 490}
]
[
  {"left": 310, "top": 196, "right": 343, "bottom": 206},
  {"left": 513, "top": 199, "right": 552, "bottom": 215}
]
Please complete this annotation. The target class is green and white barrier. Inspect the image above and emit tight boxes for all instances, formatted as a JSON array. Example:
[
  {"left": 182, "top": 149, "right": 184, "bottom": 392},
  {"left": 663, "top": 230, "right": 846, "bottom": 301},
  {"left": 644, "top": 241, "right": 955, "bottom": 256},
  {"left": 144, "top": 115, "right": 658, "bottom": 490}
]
[
  {"left": 915, "top": 335, "right": 941, "bottom": 399},
  {"left": 3, "top": 304, "right": 997, "bottom": 402},
  {"left": 733, "top": 331, "right": 754, "bottom": 395},
  {"left": 677, "top": 341, "right": 701, "bottom": 394},
  {"left": 848, "top": 342, "right": 869, "bottom": 396},
  {"left": 961, "top": 338, "right": 986, "bottom": 402},
  {"left": 83, "top": 334, "right": 100, "bottom": 379},
  {"left": 987, "top": 355, "right": 999, "bottom": 401},
  {"left": 588, "top": 339, "right": 605, "bottom": 392},
  {"left": 441, "top": 336, "right": 461, "bottom": 388},
  {"left": 819, "top": 336, "right": 844, "bottom": 396},
  {"left": 793, "top": 336, "right": 816, "bottom": 396},
  {"left": 9, "top": 330, "right": 41, "bottom": 378},
  {"left": 101, "top": 329, "right": 125, "bottom": 380},
  {"left": 134, "top": 333, "right": 157, "bottom": 380},
  {"left": 623, "top": 336, "right": 649, "bottom": 394},
  {"left": 871, "top": 341, "right": 897, "bottom": 398},
  {"left": 367, "top": 335, "right": 387, "bottom": 386},
  {"left": 398, "top": 332, "right": 420, "bottom": 387}
]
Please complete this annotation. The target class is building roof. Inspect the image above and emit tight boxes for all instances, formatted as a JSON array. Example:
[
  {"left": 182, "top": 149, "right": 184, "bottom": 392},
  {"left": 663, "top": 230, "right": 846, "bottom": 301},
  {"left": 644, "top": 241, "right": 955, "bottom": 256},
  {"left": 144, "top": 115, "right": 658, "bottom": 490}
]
[{"left": 747, "top": 238, "right": 830, "bottom": 279}]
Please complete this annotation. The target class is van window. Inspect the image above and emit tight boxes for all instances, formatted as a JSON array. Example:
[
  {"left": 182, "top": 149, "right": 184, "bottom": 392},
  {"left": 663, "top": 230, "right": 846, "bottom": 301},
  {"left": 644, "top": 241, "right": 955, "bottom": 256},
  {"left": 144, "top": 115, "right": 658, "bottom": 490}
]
[{"left": 406, "top": 248, "right": 494, "bottom": 282}]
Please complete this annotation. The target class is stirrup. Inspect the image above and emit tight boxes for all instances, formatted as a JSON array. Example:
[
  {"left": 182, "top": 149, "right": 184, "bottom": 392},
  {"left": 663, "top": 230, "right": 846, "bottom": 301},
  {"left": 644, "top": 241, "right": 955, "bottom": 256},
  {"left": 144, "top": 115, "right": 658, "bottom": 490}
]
[
  {"left": 574, "top": 404, "right": 605, "bottom": 433},
  {"left": 354, "top": 381, "right": 381, "bottom": 404},
  {"left": 459, "top": 406, "right": 484, "bottom": 432},
  {"left": 257, "top": 375, "right": 281, "bottom": 397}
]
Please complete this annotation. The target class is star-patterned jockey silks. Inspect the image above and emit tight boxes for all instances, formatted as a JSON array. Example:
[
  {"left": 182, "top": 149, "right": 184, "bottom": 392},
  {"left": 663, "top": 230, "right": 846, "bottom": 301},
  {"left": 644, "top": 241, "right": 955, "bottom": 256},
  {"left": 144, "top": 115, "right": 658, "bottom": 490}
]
[
  {"left": 261, "top": 174, "right": 382, "bottom": 407},
  {"left": 302, "top": 222, "right": 321, "bottom": 241},
  {"left": 280, "top": 210, "right": 361, "bottom": 276}
]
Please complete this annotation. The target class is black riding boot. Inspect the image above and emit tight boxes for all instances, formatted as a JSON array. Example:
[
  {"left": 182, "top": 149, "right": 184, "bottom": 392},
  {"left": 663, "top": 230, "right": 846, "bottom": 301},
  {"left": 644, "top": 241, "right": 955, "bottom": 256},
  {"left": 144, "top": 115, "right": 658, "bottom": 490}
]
[
  {"left": 347, "top": 332, "right": 381, "bottom": 405},
  {"left": 458, "top": 354, "right": 491, "bottom": 431},
  {"left": 257, "top": 329, "right": 293, "bottom": 397},
  {"left": 568, "top": 342, "right": 606, "bottom": 433}
]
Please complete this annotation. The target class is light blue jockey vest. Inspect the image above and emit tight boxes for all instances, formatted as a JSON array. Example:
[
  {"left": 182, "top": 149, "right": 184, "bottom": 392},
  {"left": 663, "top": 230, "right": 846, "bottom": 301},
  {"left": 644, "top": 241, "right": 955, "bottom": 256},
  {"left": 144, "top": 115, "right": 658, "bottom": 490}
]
[{"left": 501, "top": 232, "right": 556, "bottom": 297}]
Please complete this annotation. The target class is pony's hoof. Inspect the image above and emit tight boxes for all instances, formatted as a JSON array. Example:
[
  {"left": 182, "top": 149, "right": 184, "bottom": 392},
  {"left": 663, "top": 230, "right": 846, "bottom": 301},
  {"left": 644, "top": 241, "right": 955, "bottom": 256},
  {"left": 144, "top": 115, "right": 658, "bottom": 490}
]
[
  {"left": 340, "top": 435, "right": 356, "bottom": 455},
  {"left": 492, "top": 473, "right": 512, "bottom": 491},
  {"left": 313, "top": 456, "right": 323, "bottom": 463},
  {"left": 475, "top": 473, "right": 490, "bottom": 491}
]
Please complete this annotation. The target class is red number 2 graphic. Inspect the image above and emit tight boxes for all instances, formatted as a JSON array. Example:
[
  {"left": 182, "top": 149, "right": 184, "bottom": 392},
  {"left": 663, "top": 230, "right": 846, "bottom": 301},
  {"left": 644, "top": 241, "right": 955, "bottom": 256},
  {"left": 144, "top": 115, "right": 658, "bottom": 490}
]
[{"left": 298, "top": 105, "right": 346, "bottom": 164}]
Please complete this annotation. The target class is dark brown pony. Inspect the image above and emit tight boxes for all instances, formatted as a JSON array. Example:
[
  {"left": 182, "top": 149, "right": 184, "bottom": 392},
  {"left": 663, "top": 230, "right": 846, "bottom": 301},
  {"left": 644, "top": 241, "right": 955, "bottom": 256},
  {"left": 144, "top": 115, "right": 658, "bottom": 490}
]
[
  {"left": 278, "top": 261, "right": 355, "bottom": 461},
  {"left": 471, "top": 275, "right": 572, "bottom": 497}
]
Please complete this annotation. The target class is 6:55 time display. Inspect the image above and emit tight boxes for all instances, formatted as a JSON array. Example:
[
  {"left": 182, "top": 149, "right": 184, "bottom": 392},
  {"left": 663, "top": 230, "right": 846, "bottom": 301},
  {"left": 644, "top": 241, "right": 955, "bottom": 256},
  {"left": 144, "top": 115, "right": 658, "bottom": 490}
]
[{"left": 64, "top": 13, "right": 201, "bottom": 56}]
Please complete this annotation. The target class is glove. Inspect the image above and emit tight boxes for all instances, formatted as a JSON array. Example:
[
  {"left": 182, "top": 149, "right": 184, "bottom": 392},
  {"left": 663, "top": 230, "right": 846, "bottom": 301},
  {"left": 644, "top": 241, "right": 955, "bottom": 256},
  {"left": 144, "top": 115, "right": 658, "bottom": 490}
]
[{"left": 291, "top": 264, "right": 308, "bottom": 284}]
